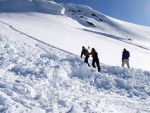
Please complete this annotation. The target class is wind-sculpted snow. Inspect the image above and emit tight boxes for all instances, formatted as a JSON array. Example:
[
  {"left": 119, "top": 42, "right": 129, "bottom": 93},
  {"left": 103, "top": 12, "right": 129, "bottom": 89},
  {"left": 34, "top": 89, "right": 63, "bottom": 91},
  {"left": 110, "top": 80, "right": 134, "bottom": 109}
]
[
  {"left": 0, "top": 33, "right": 150, "bottom": 112},
  {"left": 0, "top": 0, "right": 65, "bottom": 15}
]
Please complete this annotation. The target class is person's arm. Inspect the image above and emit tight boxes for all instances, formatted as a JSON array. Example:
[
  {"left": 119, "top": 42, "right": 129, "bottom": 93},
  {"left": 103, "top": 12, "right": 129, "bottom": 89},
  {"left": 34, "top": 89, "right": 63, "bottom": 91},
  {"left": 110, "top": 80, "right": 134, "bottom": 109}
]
[
  {"left": 88, "top": 50, "right": 94, "bottom": 55},
  {"left": 81, "top": 50, "right": 84, "bottom": 58},
  {"left": 122, "top": 52, "right": 124, "bottom": 61},
  {"left": 128, "top": 52, "right": 130, "bottom": 57}
]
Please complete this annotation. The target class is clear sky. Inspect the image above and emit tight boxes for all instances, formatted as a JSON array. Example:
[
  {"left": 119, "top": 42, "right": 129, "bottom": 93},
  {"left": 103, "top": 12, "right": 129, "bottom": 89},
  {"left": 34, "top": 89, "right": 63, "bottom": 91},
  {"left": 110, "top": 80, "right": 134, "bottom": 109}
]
[{"left": 56, "top": 0, "right": 150, "bottom": 27}]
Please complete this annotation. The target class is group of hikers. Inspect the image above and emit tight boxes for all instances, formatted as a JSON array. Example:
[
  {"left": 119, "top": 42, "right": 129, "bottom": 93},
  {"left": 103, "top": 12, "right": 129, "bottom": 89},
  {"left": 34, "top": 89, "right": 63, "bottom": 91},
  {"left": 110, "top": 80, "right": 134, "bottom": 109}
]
[{"left": 80, "top": 46, "right": 130, "bottom": 72}]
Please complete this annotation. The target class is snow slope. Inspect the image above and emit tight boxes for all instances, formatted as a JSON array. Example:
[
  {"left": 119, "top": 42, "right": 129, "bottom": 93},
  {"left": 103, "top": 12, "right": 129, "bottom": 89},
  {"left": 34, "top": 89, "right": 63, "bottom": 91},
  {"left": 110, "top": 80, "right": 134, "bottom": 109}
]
[
  {"left": 0, "top": 0, "right": 150, "bottom": 113},
  {"left": 1, "top": 25, "right": 150, "bottom": 113},
  {"left": 0, "top": 0, "right": 150, "bottom": 70}
]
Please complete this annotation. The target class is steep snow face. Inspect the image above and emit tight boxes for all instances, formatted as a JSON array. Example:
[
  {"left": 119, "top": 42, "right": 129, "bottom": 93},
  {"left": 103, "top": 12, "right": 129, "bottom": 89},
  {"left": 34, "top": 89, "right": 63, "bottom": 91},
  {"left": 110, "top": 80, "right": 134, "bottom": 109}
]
[{"left": 0, "top": 0, "right": 64, "bottom": 15}]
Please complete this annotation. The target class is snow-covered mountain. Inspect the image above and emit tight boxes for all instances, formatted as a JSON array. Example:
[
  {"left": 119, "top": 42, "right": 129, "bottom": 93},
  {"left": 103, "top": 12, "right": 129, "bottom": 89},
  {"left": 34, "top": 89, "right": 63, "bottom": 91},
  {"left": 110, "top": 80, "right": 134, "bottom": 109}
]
[{"left": 0, "top": 0, "right": 150, "bottom": 113}]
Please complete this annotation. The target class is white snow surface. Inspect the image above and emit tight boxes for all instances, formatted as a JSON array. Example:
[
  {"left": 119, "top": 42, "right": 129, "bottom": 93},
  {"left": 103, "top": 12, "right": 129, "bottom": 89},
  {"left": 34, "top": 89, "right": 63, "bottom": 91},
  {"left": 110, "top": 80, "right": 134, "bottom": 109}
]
[{"left": 0, "top": 0, "right": 150, "bottom": 113}]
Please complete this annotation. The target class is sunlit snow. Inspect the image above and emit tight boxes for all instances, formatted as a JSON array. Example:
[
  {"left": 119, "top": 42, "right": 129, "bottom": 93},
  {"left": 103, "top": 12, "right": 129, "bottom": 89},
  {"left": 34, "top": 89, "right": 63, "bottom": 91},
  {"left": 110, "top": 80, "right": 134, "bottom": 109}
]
[{"left": 0, "top": 0, "right": 150, "bottom": 113}]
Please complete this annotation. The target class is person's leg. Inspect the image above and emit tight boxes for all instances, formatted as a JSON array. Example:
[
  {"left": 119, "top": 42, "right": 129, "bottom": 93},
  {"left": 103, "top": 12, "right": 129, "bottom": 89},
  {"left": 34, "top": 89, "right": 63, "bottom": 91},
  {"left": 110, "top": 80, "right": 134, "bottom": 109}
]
[
  {"left": 84, "top": 56, "right": 90, "bottom": 66},
  {"left": 96, "top": 59, "right": 101, "bottom": 72},
  {"left": 126, "top": 59, "right": 130, "bottom": 69},
  {"left": 122, "top": 60, "right": 125, "bottom": 67},
  {"left": 92, "top": 59, "right": 96, "bottom": 68},
  {"left": 123, "top": 59, "right": 130, "bottom": 69}
]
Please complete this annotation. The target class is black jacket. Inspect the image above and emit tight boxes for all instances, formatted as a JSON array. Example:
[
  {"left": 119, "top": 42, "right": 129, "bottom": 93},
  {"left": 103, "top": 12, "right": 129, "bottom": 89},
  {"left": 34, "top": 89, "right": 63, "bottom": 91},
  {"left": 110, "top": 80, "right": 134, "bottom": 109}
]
[
  {"left": 122, "top": 50, "right": 130, "bottom": 60},
  {"left": 81, "top": 48, "right": 89, "bottom": 58}
]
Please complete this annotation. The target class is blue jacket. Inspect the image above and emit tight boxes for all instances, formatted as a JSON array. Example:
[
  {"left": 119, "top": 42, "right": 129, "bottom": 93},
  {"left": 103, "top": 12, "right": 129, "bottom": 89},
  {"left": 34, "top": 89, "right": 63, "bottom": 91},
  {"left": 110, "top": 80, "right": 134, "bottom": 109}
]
[{"left": 122, "top": 50, "right": 130, "bottom": 60}]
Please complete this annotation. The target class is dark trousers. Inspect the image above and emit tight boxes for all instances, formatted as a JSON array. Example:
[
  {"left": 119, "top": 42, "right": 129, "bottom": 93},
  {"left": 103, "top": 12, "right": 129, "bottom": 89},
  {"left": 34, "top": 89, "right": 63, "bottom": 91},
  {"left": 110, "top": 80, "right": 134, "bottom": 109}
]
[
  {"left": 92, "top": 58, "right": 101, "bottom": 72},
  {"left": 84, "top": 56, "right": 90, "bottom": 66}
]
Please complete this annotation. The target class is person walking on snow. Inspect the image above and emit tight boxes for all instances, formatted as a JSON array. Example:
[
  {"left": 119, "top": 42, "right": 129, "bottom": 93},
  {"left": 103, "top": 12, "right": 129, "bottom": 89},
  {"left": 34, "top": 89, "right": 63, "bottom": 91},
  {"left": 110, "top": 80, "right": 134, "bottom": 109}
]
[
  {"left": 122, "top": 48, "right": 130, "bottom": 69},
  {"left": 88, "top": 48, "right": 101, "bottom": 72},
  {"left": 81, "top": 46, "right": 90, "bottom": 66}
]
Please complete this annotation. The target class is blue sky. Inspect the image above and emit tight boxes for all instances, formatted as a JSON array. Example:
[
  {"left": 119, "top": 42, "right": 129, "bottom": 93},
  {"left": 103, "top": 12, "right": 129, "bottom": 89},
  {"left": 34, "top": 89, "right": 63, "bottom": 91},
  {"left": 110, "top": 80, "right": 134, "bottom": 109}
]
[{"left": 56, "top": 0, "right": 150, "bottom": 27}]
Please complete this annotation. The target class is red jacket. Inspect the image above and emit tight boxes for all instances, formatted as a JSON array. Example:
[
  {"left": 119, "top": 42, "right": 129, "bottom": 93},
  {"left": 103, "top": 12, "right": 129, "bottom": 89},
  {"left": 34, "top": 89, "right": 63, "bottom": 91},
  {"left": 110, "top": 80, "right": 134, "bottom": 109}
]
[{"left": 88, "top": 50, "right": 96, "bottom": 55}]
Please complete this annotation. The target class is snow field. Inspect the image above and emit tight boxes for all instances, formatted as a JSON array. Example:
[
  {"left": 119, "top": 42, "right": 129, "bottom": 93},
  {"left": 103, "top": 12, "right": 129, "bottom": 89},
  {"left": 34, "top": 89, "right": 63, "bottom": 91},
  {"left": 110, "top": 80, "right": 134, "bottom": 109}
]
[
  {"left": 0, "top": 11, "right": 150, "bottom": 71},
  {"left": 0, "top": 31, "right": 150, "bottom": 112}
]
